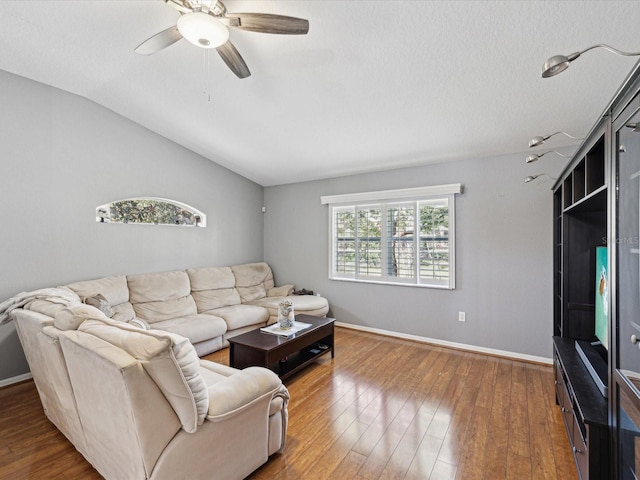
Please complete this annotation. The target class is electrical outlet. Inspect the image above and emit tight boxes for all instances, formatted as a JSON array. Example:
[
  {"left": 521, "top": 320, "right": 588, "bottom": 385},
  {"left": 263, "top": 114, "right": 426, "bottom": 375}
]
[{"left": 458, "top": 311, "right": 466, "bottom": 322}]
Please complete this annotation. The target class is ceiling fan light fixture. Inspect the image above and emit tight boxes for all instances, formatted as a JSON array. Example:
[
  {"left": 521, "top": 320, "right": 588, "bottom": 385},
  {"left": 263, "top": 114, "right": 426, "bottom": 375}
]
[{"left": 177, "top": 12, "right": 229, "bottom": 49}]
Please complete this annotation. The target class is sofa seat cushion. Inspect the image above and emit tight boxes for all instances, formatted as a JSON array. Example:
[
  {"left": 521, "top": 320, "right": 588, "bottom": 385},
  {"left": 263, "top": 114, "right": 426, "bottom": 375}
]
[
  {"left": 198, "top": 360, "right": 239, "bottom": 387},
  {"left": 151, "top": 314, "right": 227, "bottom": 345},
  {"left": 206, "top": 367, "right": 282, "bottom": 421},
  {"left": 204, "top": 305, "right": 269, "bottom": 331},
  {"left": 250, "top": 295, "right": 329, "bottom": 317},
  {"left": 127, "top": 271, "right": 197, "bottom": 323},
  {"left": 78, "top": 318, "right": 208, "bottom": 434}
]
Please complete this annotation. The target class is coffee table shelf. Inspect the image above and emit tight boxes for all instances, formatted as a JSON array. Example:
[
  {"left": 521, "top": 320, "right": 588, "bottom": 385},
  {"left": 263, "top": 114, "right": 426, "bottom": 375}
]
[{"left": 228, "top": 315, "right": 335, "bottom": 380}]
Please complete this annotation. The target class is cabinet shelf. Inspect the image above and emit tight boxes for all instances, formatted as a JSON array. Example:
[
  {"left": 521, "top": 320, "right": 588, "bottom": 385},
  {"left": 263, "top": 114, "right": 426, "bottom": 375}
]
[{"left": 563, "top": 185, "right": 607, "bottom": 214}]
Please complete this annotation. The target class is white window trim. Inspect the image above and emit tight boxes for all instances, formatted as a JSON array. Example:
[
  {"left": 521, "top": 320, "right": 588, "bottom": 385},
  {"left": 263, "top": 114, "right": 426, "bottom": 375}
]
[
  {"left": 320, "top": 183, "right": 462, "bottom": 205},
  {"left": 323, "top": 184, "right": 461, "bottom": 290}
]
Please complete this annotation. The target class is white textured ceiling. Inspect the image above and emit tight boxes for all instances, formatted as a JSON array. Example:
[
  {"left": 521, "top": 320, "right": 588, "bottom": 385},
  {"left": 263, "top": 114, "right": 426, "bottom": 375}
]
[{"left": 1, "top": 1, "right": 639, "bottom": 186}]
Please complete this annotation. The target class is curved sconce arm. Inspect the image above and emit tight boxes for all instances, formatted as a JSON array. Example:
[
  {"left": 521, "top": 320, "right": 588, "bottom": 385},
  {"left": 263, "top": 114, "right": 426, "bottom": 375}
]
[
  {"left": 529, "top": 131, "right": 583, "bottom": 148},
  {"left": 542, "top": 44, "right": 640, "bottom": 78},
  {"left": 525, "top": 150, "right": 571, "bottom": 163},
  {"left": 524, "top": 174, "right": 557, "bottom": 183}
]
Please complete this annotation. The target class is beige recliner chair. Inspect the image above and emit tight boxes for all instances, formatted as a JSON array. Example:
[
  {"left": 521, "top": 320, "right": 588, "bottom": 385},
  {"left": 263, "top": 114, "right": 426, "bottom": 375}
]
[{"left": 14, "top": 306, "right": 289, "bottom": 480}]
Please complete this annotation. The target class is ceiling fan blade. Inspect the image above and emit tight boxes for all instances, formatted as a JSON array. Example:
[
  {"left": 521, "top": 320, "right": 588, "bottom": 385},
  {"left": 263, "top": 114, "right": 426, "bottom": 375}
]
[
  {"left": 134, "top": 26, "right": 183, "bottom": 55},
  {"left": 230, "top": 13, "right": 309, "bottom": 35},
  {"left": 162, "top": 0, "right": 192, "bottom": 15},
  {"left": 216, "top": 41, "right": 251, "bottom": 79}
]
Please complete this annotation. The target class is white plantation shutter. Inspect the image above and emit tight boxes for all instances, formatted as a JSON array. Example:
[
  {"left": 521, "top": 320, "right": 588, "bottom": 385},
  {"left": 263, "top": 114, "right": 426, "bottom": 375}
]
[
  {"left": 356, "top": 207, "right": 382, "bottom": 277},
  {"left": 334, "top": 207, "right": 356, "bottom": 275},
  {"left": 324, "top": 185, "right": 460, "bottom": 289},
  {"left": 387, "top": 205, "right": 415, "bottom": 279}
]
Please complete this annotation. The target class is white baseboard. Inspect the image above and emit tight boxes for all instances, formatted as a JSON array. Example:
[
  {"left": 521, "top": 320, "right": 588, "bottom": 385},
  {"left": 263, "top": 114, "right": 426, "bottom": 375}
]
[
  {"left": 0, "top": 372, "right": 32, "bottom": 388},
  {"left": 335, "top": 321, "right": 552, "bottom": 365}
]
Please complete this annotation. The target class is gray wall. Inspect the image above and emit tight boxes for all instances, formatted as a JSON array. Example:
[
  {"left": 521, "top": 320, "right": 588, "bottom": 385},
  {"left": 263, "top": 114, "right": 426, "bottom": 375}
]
[
  {"left": 264, "top": 155, "right": 563, "bottom": 359},
  {"left": 0, "top": 70, "right": 264, "bottom": 382}
]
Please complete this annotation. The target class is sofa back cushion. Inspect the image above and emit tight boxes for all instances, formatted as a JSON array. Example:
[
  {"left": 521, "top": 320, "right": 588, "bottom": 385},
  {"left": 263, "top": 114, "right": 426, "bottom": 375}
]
[
  {"left": 78, "top": 317, "right": 208, "bottom": 433},
  {"left": 231, "top": 263, "right": 275, "bottom": 303},
  {"left": 187, "top": 266, "right": 241, "bottom": 312},
  {"left": 127, "top": 270, "right": 197, "bottom": 323},
  {"left": 54, "top": 304, "right": 107, "bottom": 331},
  {"left": 66, "top": 275, "right": 135, "bottom": 322}
]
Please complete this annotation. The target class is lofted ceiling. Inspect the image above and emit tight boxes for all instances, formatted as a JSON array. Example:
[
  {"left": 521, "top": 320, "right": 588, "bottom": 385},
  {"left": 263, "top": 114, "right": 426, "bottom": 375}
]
[{"left": 1, "top": 1, "right": 640, "bottom": 186}]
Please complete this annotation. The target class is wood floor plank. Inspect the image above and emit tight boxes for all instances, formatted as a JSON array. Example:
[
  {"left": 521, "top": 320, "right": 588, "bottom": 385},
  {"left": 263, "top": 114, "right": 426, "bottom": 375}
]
[
  {"left": 526, "top": 364, "right": 559, "bottom": 480},
  {"left": 453, "top": 405, "right": 490, "bottom": 480},
  {"left": 436, "top": 353, "right": 488, "bottom": 466},
  {"left": 356, "top": 391, "right": 426, "bottom": 479},
  {"left": 480, "top": 359, "right": 512, "bottom": 479},
  {"left": 429, "top": 459, "right": 458, "bottom": 480},
  {"left": 330, "top": 451, "right": 368, "bottom": 480},
  {"left": 403, "top": 433, "right": 444, "bottom": 479},
  {"left": 0, "top": 327, "right": 577, "bottom": 480},
  {"left": 377, "top": 399, "right": 436, "bottom": 479},
  {"left": 507, "top": 362, "right": 531, "bottom": 452}
]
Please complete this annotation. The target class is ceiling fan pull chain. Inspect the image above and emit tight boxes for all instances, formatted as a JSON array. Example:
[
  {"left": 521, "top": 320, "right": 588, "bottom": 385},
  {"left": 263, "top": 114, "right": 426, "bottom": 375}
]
[{"left": 203, "top": 49, "right": 213, "bottom": 102}]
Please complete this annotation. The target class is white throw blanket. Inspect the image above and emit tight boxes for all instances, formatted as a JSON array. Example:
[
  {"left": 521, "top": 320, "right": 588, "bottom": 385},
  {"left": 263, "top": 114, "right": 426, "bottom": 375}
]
[{"left": 0, "top": 288, "right": 80, "bottom": 326}]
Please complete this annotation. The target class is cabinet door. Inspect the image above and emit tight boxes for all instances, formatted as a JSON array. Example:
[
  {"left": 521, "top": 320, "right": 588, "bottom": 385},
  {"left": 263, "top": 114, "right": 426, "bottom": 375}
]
[
  {"left": 614, "top": 96, "right": 640, "bottom": 479},
  {"left": 616, "top": 103, "right": 640, "bottom": 379}
]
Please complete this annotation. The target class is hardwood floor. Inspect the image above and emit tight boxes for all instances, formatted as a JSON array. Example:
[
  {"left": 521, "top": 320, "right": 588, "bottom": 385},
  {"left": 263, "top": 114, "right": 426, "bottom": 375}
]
[{"left": 0, "top": 327, "right": 576, "bottom": 479}]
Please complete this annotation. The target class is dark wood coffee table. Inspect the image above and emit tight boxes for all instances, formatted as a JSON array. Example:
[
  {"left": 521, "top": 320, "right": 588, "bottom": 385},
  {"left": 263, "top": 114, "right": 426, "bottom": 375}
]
[{"left": 228, "top": 314, "right": 335, "bottom": 380}]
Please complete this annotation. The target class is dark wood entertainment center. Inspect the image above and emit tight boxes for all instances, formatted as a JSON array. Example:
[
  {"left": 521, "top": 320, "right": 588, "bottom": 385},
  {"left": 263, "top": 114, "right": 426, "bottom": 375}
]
[{"left": 552, "top": 60, "right": 640, "bottom": 479}]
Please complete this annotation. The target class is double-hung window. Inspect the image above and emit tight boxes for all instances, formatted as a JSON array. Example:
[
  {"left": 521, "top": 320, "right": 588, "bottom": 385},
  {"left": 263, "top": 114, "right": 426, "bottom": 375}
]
[{"left": 322, "top": 184, "right": 461, "bottom": 289}]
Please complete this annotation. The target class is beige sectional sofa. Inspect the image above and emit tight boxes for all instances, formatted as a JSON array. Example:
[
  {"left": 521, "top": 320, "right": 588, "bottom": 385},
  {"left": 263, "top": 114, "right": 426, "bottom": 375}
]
[
  {"left": 53, "top": 262, "right": 329, "bottom": 356},
  {"left": 9, "top": 262, "right": 329, "bottom": 479}
]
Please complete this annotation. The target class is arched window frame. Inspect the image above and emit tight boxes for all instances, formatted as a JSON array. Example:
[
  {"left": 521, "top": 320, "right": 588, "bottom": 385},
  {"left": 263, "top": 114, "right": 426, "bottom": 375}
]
[{"left": 96, "top": 197, "right": 206, "bottom": 227}]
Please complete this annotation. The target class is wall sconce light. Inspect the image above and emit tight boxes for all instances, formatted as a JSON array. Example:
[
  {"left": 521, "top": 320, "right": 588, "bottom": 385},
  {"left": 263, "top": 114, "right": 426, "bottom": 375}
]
[
  {"left": 524, "top": 174, "right": 557, "bottom": 183},
  {"left": 542, "top": 44, "right": 640, "bottom": 78},
  {"left": 529, "top": 131, "right": 583, "bottom": 148},
  {"left": 526, "top": 150, "right": 571, "bottom": 163}
]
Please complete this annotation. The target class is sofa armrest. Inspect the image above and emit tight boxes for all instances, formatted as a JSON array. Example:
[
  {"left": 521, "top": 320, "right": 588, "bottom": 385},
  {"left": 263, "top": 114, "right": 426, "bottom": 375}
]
[
  {"left": 267, "top": 284, "right": 294, "bottom": 297},
  {"left": 206, "top": 367, "right": 282, "bottom": 421}
]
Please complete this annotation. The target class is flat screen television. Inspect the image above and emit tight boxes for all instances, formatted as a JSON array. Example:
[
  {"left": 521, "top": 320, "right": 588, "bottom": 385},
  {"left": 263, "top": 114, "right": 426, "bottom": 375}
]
[
  {"left": 595, "top": 246, "right": 609, "bottom": 350},
  {"left": 575, "top": 246, "right": 609, "bottom": 397}
]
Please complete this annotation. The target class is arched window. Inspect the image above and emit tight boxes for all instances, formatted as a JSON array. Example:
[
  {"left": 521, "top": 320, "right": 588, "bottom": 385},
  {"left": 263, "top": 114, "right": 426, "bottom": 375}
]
[{"left": 96, "top": 198, "right": 206, "bottom": 227}]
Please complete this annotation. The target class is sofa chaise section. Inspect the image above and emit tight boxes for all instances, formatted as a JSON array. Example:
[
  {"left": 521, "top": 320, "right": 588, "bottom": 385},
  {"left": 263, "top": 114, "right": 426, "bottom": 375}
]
[{"left": 231, "top": 262, "right": 330, "bottom": 322}]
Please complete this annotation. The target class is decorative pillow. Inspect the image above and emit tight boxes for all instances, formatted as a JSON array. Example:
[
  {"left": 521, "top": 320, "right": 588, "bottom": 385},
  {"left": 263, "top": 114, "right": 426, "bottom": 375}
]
[
  {"left": 83, "top": 293, "right": 113, "bottom": 318},
  {"left": 267, "top": 284, "right": 295, "bottom": 297},
  {"left": 54, "top": 304, "right": 107, "bottom": 331},
  {"left": 127, "top": 318, "right": 150, "bottom": 330}
]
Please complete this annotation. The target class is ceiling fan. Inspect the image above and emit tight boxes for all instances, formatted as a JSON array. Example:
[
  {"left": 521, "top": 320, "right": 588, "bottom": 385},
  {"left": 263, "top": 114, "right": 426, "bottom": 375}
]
[{"left": 135, "top": 0, "right": 309, "bottom": 79}]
